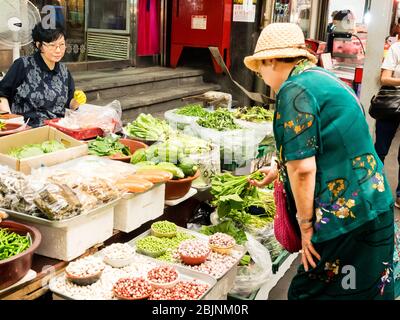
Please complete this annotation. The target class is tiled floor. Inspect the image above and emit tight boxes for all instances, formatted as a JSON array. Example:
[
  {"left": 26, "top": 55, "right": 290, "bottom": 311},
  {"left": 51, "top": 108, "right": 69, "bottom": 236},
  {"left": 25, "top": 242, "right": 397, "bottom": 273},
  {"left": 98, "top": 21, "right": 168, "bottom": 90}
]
[{"left": 267, "top": 128, "right": 400, "bottom": 300}]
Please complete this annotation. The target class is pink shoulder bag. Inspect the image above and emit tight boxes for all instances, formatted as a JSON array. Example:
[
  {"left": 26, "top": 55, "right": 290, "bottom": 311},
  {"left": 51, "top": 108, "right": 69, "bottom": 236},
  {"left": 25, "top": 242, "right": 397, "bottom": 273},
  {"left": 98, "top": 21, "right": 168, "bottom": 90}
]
[{"left": 273, "top": 152, "right": 302, "bottom": 253}]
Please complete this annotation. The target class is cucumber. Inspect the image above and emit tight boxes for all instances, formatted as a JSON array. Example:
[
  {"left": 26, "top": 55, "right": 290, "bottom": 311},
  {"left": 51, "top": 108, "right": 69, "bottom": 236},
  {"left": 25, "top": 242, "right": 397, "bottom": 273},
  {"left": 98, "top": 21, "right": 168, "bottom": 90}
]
[
  {"left": 131, "top": 148, "right": 147, "bottom": 164},
  {"left": 180, "top": 164, "right": 198, "bottom": 177},
  {"left": 156, "top": 162, "right": 185, "bottom": 179},
  {"left": 178, "top": 158, "right": 198, "bottom": 177}
]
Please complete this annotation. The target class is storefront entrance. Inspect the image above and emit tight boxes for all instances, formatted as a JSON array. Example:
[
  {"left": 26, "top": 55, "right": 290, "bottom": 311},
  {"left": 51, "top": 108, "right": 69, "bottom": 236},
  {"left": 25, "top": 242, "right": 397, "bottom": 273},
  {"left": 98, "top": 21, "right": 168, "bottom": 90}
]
[{"left": 26, "top": 0, "right": 135, "bottom": 69}]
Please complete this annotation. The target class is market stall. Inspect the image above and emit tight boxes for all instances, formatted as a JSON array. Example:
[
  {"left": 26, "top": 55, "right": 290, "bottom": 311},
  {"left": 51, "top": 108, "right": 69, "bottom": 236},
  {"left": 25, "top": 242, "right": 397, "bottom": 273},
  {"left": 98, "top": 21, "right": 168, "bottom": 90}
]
[{"left": 0, "top": 101, "right": 300, "bottom": 301}]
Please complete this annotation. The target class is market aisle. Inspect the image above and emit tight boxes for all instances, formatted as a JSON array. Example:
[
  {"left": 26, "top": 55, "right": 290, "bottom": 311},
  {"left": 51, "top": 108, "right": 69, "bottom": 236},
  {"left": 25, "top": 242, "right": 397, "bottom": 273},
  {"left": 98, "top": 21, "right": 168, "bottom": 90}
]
[{"left": 267, "top": 130, "right": 400, "bottom": 300}]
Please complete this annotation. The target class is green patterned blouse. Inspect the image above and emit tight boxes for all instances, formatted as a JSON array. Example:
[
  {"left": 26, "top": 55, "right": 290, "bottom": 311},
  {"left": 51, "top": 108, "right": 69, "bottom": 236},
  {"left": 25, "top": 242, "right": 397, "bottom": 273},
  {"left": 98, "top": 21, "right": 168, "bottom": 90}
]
[{"left": 274, "top": 62, "right": 394, "bottom": 243}]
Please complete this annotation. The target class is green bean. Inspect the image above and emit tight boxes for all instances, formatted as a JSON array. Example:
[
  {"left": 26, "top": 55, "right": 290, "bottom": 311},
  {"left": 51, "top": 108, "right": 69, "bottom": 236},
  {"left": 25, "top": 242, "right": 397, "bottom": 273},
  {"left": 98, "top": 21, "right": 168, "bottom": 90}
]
[{"left": 0, "top": 228, "right": 31, "bottom": 260}]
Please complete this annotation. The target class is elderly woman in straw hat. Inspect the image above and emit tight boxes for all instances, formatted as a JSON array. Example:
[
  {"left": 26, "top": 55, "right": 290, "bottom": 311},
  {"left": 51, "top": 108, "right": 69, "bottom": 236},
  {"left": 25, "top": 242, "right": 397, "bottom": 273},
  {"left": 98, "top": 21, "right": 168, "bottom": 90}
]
[{"left": 246, "top": 23, "right": 394, "bottom": 300}]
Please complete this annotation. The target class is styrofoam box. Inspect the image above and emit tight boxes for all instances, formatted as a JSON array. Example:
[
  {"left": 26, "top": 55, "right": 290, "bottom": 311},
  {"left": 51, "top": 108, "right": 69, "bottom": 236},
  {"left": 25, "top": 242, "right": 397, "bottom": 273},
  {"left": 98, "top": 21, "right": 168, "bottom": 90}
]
[
  {"left": 12, "top": 205, "right": 115, "bottom": 261},
  {"left": 114, "top": 184, "right": 165, "bottom": 233},
  {"left": 204, "top": 265, "right": 238, "bottom": 300}
]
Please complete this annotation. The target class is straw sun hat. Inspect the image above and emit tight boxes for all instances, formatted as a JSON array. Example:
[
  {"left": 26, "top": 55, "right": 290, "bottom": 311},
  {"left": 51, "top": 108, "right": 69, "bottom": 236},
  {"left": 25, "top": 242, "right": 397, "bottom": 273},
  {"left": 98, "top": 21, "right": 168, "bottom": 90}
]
[{"left": 244, "top": 23, "right": 318, "bottom": 73}]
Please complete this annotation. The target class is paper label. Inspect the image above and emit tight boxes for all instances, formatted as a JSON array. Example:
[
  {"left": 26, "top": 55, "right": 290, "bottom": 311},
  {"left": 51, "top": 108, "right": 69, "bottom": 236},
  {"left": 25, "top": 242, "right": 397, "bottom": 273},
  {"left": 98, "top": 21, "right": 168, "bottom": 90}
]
[{"left": 191, "top": 15, "right": 207, "bottom": 30}]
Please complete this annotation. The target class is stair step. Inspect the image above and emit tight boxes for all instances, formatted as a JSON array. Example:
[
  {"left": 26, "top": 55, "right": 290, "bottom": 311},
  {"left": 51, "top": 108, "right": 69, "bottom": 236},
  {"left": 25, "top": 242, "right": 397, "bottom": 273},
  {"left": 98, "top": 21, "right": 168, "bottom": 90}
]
[
  {"left": 84, "top": 74, "right": 204, "bottom": 102},
  {"left": 74, "top": 67, "right": 205, "bottom": 92},
  {"left": 120, "top": 83, "right": 219, "bottom": 110}
]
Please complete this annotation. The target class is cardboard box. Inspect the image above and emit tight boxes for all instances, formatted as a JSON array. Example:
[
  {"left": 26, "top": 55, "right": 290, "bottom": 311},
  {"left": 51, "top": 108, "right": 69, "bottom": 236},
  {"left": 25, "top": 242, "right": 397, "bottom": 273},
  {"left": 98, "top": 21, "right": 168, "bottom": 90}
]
[{"left": 0, "top": 126, "right": 88, "bottom": 174}]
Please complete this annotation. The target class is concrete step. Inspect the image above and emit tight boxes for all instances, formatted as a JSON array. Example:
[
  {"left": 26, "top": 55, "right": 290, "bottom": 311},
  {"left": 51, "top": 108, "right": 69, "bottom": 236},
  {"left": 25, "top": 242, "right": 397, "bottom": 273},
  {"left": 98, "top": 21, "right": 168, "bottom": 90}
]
[
  {"left": 87, "top": 82, "right": 220, "bottom": 123},
  {"left": 73, "top": 66, "right": 206, "bottom": 101}
]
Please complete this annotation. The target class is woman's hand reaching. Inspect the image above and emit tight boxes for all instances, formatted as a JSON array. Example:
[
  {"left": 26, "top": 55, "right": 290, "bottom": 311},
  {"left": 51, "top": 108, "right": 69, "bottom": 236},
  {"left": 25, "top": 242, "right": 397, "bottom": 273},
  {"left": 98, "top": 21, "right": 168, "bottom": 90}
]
[{"left": 248, "top": 166, "right": 278, "bottom": 188}]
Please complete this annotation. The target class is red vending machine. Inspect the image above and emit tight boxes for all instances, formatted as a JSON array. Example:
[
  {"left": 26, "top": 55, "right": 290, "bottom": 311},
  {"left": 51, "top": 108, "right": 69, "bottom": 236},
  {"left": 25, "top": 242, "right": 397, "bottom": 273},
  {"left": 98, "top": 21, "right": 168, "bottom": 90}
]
[{"left": 170, "top": 0, "right": 233, "bottom": 73}]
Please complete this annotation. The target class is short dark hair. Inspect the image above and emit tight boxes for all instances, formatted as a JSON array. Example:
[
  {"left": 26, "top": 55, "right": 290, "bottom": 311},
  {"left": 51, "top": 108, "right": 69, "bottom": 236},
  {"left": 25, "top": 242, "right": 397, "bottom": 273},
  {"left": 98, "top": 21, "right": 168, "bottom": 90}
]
[{"left": 32, "top": 22, "right": 66, "bottom": 44}]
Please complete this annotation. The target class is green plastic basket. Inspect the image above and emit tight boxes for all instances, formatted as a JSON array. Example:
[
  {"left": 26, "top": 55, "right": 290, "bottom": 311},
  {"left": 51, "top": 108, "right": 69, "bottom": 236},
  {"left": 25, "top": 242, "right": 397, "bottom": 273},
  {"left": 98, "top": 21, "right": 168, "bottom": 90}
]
[
  {"left": 272, "top": 250, "right": 291, "bottom": 274},
  {"left": 228, "top": 289, "right": 259, "bottom": 300}
]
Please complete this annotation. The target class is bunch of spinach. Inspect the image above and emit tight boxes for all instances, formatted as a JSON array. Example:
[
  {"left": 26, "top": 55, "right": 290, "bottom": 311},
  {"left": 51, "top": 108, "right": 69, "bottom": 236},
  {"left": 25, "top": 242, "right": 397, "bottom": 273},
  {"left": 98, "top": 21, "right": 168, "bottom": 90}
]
[{"left": 88, "top": 135, "right": 131, "bottom": 157}]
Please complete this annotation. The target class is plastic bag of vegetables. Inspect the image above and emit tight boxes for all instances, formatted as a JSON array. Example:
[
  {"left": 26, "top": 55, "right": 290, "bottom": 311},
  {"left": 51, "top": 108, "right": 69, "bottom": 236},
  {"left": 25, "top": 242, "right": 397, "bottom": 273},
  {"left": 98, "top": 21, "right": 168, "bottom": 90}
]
[
  {"left": 191, "top": 121, "right": 260, "bottom": 167},
  {"left": 229, "top": 232, "right": 272, "bottom": 298},
  {"left": 233, "top": 107, "right": 274, "bottom": 143},
  {"left": 164, "top": 104, "right": 209, "bottom": 133}
]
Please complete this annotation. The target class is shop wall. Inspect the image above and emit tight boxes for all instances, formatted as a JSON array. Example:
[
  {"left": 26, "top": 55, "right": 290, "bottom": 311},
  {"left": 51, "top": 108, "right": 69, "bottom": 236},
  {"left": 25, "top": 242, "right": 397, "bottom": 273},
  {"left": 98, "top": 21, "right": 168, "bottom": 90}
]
[{"left": 203, "top": 1, "right": 266, "bottom": 107}]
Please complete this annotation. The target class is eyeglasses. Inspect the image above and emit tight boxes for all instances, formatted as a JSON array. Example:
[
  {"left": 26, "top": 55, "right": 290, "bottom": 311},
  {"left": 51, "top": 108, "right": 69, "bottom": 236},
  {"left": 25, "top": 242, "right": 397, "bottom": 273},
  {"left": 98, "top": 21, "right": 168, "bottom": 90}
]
[
  {"left": 42, "top": 42, "right": 66, "bottom": 51},
  {"left": 256, "top": 72, "right": 263, "bottom": 79}
]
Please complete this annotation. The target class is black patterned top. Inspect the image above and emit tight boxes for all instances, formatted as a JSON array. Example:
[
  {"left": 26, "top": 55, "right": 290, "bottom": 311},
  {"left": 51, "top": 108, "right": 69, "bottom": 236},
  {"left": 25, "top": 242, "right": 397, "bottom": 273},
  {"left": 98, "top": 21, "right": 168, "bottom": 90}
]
[{"left": 0, "top": 51, "right": 75, "bottom": 128}]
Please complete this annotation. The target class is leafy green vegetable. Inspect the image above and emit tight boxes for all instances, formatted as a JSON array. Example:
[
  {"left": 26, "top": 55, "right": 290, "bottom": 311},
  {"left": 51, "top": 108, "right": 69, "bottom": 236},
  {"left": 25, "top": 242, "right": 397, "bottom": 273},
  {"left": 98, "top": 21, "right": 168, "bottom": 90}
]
[
  {"left": 88, "top": 135, "right": 131, "bottom": 157},
  {"left": 197, "top": 109, "right": 240, "bottom": 131},
  {"left": 0, "top": 120, "right": 5, "bottom": 131},
  {"left": 239, "top": 254, "right": 252, "bottom": 266},
  {"left": 200, "top": 220, "right": 247, "bottom": 245},
  {"left": 41, "top": 140, "right": 67, "bottom": 153},
  {"left": 124, "top": 114, "right": 173, "bottom": 141},
  {"left": 175, "top": 104, "right": 208, "bottom": 117},
  {"left": 7, "top": 140, "right": 65, "bottom": 159},
  {"left": 16, "top": 145, "right": 44, "bottom": 159},
  {"left": 234, "top": 106, "right": 274, "bottom": 123},
  {"left": 209, "top": 172, "right": 275, "bottom": 235}
]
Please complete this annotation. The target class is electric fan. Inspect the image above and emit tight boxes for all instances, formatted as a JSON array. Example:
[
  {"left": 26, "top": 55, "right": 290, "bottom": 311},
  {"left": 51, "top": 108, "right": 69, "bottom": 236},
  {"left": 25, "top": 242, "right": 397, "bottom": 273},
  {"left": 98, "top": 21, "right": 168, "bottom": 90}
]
[{"left": 0, "top": 0, "right": 41, "bottom": 61}]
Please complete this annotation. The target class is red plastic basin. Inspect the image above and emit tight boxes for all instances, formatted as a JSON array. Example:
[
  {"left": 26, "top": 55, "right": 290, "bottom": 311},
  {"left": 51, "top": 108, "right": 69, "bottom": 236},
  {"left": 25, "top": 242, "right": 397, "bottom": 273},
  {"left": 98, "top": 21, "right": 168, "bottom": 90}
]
[
  {"left": 0, "top": 220, "right": 42, "bottom": 291},
  {"left": 108, "top": 139, "right": 148, "bottom": 163}
]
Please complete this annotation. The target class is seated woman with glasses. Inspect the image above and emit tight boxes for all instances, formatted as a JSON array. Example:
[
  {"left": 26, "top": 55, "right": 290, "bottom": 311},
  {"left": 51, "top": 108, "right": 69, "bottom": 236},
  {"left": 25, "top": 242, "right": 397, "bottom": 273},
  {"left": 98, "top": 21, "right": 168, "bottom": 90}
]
[{"left": 0, "top": 22, "right": 79, "bottom": 127}]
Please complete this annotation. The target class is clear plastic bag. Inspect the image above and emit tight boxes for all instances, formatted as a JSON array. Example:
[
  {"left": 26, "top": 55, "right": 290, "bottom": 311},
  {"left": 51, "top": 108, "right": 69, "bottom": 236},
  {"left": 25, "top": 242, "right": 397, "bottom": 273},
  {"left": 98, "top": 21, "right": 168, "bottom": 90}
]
[
  {"left": 58, "top": 100, "right": 123, "bottom": 135},
  {"left": 32, "top": 182, "right": 82, "bottom": 220},
  {"left": 185, "top": 143, "right": 221, "bottom": 188},
  {"left": 31, "top": 156, "right": 136, "bottom": 184},
  {"left": 0, "top": 165, "right": 38, "bottom": 214},
  {"left": 190, "top": 122, "right": 261, "bottom": 166},
  {"left": 164, "top": 109, "right": 198, "bottom": 133},
  {"left": 229, "top": 232, "right": 272, "bottom": 297},
  {"left": 234, "top": 119, "right": 274, "bottom": 144}
]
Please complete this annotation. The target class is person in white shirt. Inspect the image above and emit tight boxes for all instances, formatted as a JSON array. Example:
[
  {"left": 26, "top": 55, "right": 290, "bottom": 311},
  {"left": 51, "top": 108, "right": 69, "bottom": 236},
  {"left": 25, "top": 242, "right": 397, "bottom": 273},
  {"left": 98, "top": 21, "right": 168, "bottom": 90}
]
[{"left": 377, "top": 40, "right": 400, "bottom": 207}]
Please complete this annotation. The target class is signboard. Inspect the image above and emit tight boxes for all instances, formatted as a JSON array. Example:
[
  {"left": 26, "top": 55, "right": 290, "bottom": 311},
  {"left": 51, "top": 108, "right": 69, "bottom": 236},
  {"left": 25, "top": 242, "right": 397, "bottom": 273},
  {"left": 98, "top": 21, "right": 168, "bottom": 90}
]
[
  {"left": 233, "top": 4, "right": 256, "bottom": 22},
  {"left": 191, "top": 15, "right": 207, "bottom": 30}
]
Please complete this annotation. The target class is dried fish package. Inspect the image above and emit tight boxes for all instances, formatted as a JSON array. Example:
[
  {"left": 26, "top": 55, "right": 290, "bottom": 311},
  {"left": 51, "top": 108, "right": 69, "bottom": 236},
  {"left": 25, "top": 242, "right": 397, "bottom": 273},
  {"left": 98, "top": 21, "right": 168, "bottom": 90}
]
[
  {"left": 33, "top": 183, "right": 82, "bottom": 220},
  {"left": 0, "top": 166, "right": 38, "bottom": 214},
  {"left": 78, "top": 178, "right": 119, "bottom": 204}
]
